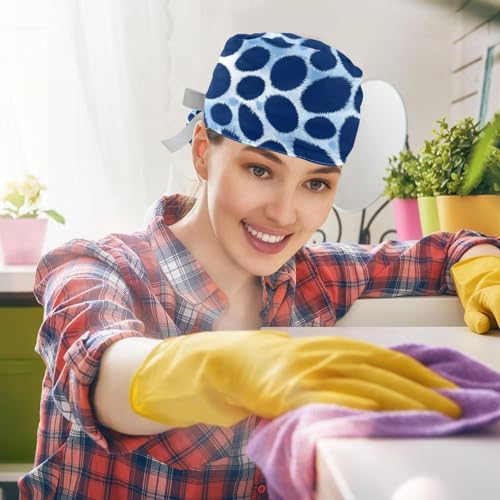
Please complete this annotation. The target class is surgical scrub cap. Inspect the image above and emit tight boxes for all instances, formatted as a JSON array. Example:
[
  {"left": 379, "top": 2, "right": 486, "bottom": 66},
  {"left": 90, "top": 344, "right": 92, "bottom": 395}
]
[{"left": 162, "top": 32, "right": 364, "bottom": 167}]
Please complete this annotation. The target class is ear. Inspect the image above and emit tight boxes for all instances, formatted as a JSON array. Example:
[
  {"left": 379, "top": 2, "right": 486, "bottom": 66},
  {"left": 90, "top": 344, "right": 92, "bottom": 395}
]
[{"left": 191, "top": 121, "right": 210, "bottom": 181}]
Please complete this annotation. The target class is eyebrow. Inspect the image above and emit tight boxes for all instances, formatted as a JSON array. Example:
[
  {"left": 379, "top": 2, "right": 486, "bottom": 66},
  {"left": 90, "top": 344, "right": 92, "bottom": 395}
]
[
  {"left": 310, "top": 165, "right": 342, "bottom": 174},
  {"left": 242, "top": 145, "right": 284, "bottom": 164},
  {"left": 242, "top": 146, "right": 342, "bottom": 173}
]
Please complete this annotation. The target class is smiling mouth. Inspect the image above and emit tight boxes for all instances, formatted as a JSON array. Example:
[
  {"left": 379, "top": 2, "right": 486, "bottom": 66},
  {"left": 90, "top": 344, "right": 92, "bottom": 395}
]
[{"left": 242, "top": 222, "right": 290, "bottom": 243}]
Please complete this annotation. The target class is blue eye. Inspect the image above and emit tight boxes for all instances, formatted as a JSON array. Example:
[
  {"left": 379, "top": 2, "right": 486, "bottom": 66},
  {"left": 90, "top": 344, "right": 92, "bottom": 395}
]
[
  {"left": 249, "top": 165, "right": 269, "bottom": 178},
  {"left": 307, "top": 179, "right": 329, "bottom": 191}
]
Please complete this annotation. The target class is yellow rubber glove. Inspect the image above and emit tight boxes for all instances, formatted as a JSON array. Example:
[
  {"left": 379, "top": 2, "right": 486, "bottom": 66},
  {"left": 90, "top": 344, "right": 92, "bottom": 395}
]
[
  {"left": 451, "top": 255, "right": 500, "bottom": 334},
  {"left": 129, "top": 330, "right": 461, "bottom": 428}
]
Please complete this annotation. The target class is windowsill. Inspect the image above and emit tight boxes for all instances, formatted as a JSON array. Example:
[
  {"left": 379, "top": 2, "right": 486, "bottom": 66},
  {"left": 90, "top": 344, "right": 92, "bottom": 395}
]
[{"left": 0, "top": 264, "right": 37, "bottom": 293}]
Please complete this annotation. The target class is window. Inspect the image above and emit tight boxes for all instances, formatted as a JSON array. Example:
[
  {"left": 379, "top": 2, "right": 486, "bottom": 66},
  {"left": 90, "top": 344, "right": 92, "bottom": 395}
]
[{"left": 0, "top": 0, "right": 47, "bottom": 187}]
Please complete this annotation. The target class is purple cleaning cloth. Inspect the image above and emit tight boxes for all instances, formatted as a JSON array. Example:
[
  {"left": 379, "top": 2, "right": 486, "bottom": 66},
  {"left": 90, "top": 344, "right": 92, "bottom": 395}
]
[{"left": 245, "top": 344, "right": 500, "bottom": 500}]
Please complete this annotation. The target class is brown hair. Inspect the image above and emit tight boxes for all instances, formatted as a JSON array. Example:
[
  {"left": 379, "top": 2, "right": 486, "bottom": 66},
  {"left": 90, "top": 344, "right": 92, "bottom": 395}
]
[{"left": 206, "top": 127, "right": 224, "bottom": 145}]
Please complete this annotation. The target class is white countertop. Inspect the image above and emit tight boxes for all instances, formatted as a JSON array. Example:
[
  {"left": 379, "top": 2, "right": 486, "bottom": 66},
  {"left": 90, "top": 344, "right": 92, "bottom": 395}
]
[
  {"left": 274, "top": 326, "right": 500, "bottom": 500},
  {"left": 0, "top": 463, "right": 33, "bottom": 482},
  {"left": 315, "top": 424, "right": 500, "bottom": 500},
  {"left": 0, "top": 265, "right": 36, "bottom": 293}
]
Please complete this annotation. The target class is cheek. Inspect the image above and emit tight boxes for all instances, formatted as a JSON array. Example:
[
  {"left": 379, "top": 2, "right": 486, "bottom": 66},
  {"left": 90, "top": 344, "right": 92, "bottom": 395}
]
[
  {"left": 209, "top": 172, "right": 254, "bottom": 222},
  {"left": 300, "top": 195, "right": 335, "bottom": 232}
]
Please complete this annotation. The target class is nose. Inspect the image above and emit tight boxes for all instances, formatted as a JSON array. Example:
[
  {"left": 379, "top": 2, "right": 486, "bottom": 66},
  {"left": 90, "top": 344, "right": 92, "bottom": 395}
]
[{"left": 263, "top": 188, "right": 298, "bottom": 228}]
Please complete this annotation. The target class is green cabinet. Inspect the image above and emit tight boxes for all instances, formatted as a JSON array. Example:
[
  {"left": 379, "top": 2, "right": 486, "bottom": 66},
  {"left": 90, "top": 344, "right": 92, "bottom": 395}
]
[{"left": 0, "top": 304, "right": 45, "bottom": 463}]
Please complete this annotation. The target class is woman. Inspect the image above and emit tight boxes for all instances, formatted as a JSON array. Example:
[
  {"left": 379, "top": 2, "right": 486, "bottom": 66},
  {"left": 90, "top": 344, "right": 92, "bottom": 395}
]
[{"left": 20, "top": 32, "right": 500, "bottom": 499}]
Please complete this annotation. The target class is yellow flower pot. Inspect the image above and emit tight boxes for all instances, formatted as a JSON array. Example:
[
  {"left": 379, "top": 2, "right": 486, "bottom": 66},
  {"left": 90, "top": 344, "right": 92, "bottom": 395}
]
[{"left": 436, "top": 194, "right": 500, "bottom": 236}]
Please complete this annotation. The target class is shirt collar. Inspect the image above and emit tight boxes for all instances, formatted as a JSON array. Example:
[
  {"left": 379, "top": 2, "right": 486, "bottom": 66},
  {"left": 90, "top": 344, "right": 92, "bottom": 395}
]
[{"left": 262, "top": 255, "right": 296, "bottom": 290}]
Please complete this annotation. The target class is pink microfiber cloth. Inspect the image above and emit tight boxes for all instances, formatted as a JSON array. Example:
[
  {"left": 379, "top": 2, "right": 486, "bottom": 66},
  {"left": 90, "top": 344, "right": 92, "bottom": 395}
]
[{"left": 246, "top": 344, "right": 500, "bottom": 500}]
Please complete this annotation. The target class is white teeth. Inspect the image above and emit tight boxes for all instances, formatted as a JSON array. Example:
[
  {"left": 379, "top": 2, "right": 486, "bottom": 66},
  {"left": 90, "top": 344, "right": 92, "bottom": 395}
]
[{"left": 244, "top": 223, "right": 286, "bottom": 244}]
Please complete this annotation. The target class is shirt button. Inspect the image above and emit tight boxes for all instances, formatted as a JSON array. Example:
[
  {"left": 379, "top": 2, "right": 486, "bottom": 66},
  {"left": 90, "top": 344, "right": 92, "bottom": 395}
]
[{"left": 257, "top": 484, "right": 267, "bottom": 494}]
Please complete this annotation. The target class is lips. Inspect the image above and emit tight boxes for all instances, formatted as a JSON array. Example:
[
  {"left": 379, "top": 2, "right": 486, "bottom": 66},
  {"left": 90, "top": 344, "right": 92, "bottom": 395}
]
[
  {"left": 243, "top": 222, "right": 287, "bottom": 243},
  {"left": 241, "top": 222, "right": 292, "bottom": 255}
]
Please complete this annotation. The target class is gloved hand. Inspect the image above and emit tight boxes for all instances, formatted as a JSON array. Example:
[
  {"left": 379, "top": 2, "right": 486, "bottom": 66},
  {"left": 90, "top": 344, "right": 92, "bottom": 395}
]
[
  {"left": 129, "top": 330, "right": 461, "bottom": 428},
  {"left": 451, "top": 255, "right": 500, "bottom": 334}
]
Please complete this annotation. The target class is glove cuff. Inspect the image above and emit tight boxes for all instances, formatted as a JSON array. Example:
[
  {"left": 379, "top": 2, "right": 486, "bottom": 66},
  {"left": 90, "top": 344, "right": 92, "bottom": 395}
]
[{"left": 451, "top": 255, "right": 500, "bottom": 306}]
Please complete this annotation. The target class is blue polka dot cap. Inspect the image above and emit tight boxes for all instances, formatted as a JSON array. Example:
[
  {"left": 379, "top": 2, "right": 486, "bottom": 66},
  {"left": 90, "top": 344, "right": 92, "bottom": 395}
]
[{"left": 162, "top": 32, "right": 364, "bottom": 167}]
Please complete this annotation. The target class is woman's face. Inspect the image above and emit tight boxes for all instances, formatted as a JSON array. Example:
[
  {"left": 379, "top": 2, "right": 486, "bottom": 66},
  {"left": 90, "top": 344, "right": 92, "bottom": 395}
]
[{"left": 199, "top": 130, "right": 341, "bottom": 277}]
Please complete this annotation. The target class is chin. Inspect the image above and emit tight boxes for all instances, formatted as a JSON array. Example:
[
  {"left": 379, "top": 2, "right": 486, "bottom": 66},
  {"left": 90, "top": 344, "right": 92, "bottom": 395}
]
[{"left": 242, "top": 258, "right": 291, "bottom": 278}]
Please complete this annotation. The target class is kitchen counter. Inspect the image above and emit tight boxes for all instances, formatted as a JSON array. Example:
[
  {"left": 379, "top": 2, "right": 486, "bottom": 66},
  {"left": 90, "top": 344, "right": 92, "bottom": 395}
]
[
  {"left": 0, "top": 265, "right": 36, "bottom": 293},
  {"left": 0, "top": 265, "right": 38, "bottom": 306}
]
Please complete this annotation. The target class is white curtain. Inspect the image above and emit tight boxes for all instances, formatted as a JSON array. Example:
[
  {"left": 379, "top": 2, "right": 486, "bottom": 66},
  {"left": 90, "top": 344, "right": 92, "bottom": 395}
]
[
  {"left": 46, "top": 0, "right": 198, "bottom": 250},
  {"left": 0, "top": 0, "right": 48, "bottom": 187}
]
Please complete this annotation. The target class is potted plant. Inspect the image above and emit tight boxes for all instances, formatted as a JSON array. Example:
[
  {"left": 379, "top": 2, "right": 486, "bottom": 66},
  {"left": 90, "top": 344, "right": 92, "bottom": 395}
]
[
  {"left": 411, "top": 129, "right": 443, "bottom": 236},
  {"left": 420, "top": 114, "right": 500, "bottom": 236},
  {"left": 383, "top": 149, "right": 423, "bottom": 240},
  {"left": 0, "top": 174, "right": 65, "bottom": 265}
]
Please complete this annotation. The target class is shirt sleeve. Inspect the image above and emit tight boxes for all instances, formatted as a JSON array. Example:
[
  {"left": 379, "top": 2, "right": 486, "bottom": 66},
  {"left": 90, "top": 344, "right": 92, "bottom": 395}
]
[
  {"left": 310, "top": 229, "right": 500, "bottom": 319},
  {"left": 34, "top": 237, "right": 168, "bottom": 453}
]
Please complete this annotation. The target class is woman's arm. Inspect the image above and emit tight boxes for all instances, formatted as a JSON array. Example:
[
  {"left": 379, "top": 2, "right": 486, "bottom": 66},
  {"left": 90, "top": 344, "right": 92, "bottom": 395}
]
[
  {"left": 93, "top": 337, "right": 172, "bottom": 435},
  {"left": 34, "top": 236, "right": 178, "bottom": 451},
  {"left": 459, "top": 243, "right": 500, "bottom": 260},
  {"left": 307, "top": 230, "right": 500, "bottom": 324},
  {"left": 358, "top": 230, "right": 500, "bottom": 298}
]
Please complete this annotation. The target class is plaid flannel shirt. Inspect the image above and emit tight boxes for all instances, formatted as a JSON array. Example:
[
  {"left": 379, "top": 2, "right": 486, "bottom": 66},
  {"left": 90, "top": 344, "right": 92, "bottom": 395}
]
[{"left": 19, "top": 194, "right": 500, "bottom": 499}]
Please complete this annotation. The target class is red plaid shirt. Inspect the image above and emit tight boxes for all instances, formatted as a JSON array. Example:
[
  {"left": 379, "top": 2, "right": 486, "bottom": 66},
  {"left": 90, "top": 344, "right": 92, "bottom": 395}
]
[{"left": 19, "top": 194, "right": 499, "bottom": 499}]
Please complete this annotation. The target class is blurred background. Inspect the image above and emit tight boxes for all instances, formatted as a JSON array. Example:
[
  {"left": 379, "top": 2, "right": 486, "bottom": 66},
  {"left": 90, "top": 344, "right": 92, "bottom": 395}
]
[{"left": 0, "top": 0, "right": 499, "bottom": 250}]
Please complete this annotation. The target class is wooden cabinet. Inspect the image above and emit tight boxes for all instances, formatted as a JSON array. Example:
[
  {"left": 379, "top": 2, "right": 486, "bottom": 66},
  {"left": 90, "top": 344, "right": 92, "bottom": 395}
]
[
  {"left": 0, "top": 303, "right": 45, "bottom": 462},
  {"left": 0, "top": 267, "right": 45, "bottom": 497},
  {"left": 0, "top": 300, "right": 44, "bottom": 464}
]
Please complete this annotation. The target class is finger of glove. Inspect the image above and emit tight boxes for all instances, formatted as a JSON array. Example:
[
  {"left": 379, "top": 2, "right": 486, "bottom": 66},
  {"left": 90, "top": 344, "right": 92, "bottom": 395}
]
[
  {"left": 464, "top": 309, "right": 492, "bottom": 334},
  {"left": 321, "top": 360, "right": 458, "bottom": 396},
  {"left": 309, "top": 378, "right": 461, "bottom": 418},
  {"left": 292, "top": 380, "right": 424, "bottom": 413},
  {"left": 466, "top": 288, "right": 500, "bottom": 333},
  {"left": 285, "top": 389, "right": 380, "bottom": 414},
  {"left": 293, "top": 337, "right": 458, "bottom": 389}
]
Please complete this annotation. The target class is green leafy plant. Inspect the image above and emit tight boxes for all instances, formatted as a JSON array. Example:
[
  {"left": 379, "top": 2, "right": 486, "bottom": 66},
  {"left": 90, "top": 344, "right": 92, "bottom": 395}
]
[
  {"left": 0, "top": 174, "right": 65, "bottom": 224},
  {"left": 417, "top": 115, "right": 500, "bottom": 196},
  {"left": 461, "top": 113, "right": 500, "bottom": 195},
  {"left": 384, "top": 115, "right": 500, "bottom": 198},
  {"left": 383, "top": 149, "right": 419, "bottom": 199}
]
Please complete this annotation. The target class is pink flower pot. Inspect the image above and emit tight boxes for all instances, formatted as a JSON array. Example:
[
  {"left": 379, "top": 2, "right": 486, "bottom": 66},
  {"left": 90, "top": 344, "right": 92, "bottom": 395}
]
[
  {"left": 392, "top": 198, "right": 423, "bottom": 241},
  {"left": 0, "top": 218, "right": 48, "bottom": 265}
]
